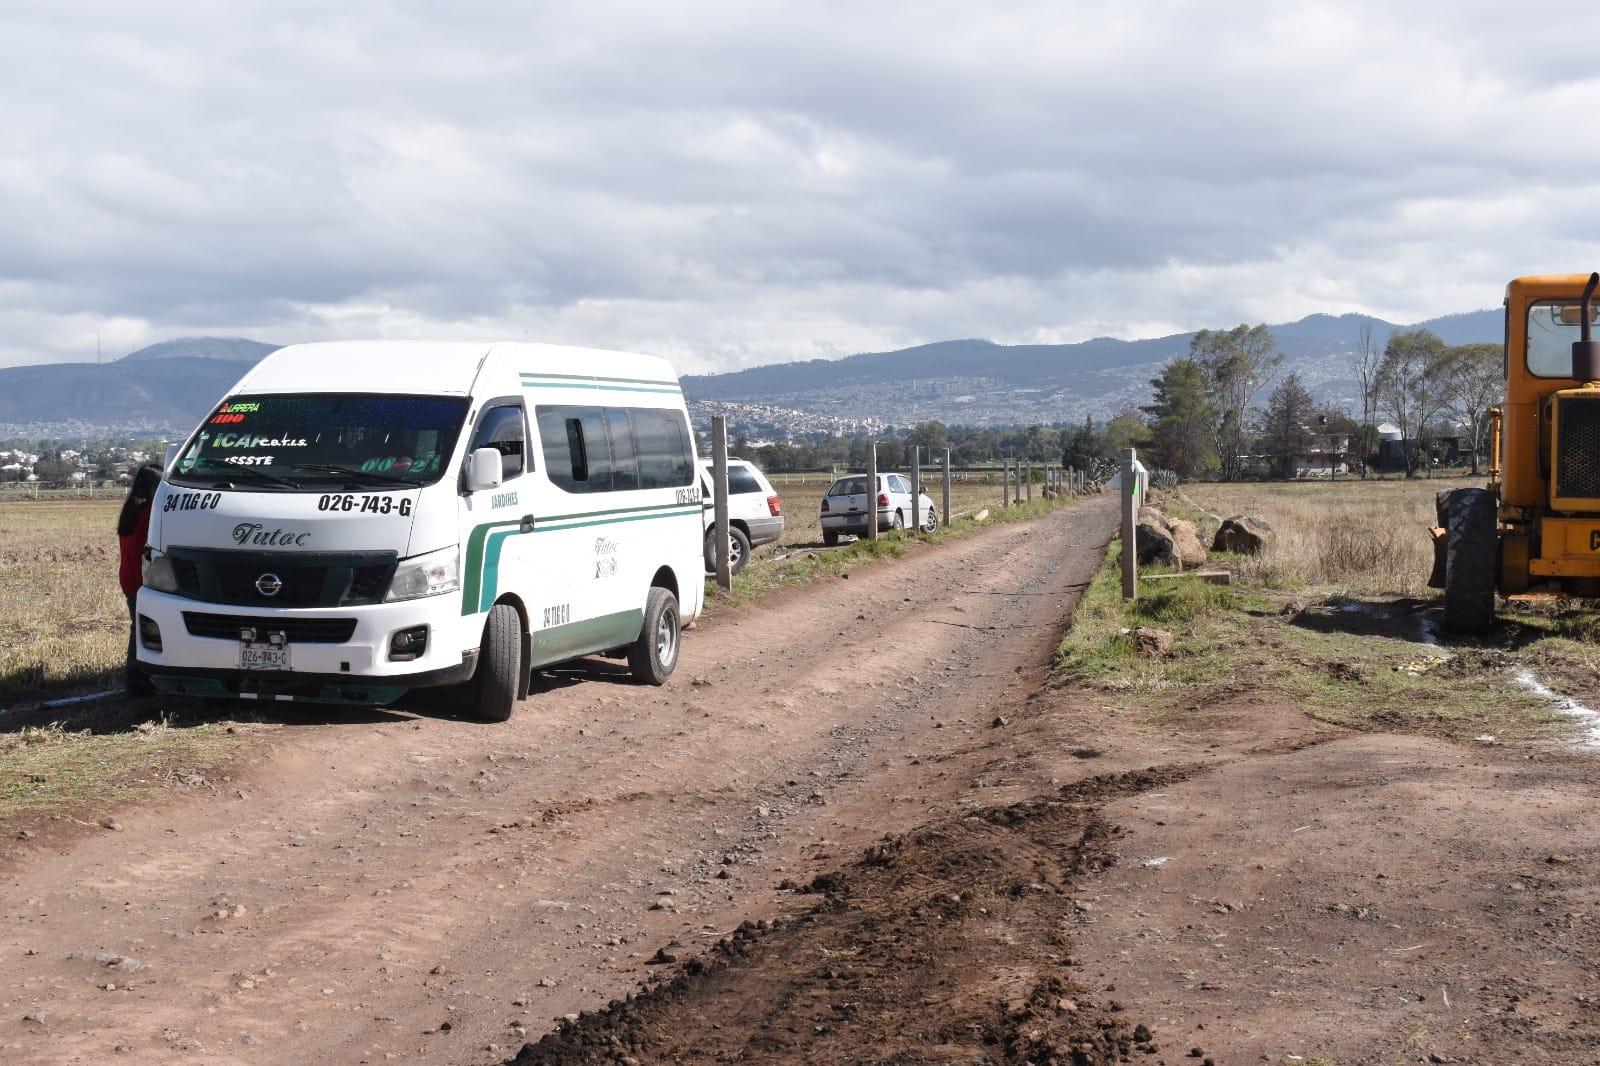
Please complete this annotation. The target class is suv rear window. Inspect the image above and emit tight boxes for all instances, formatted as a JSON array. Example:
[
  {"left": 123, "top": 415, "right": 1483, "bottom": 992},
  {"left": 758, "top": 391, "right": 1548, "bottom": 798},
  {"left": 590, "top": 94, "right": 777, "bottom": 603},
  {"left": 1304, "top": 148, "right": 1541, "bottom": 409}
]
[
  {"left": 728, "top": 467, "right": 763, "bottom": 494},
  {"left": 828, "top": 476, "right": 869, "bottom": 496}
]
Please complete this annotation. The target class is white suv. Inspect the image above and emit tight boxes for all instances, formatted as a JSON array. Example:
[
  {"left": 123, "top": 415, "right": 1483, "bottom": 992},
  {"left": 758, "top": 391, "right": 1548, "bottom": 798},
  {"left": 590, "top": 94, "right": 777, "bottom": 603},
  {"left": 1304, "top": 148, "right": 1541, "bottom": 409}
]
[
  {"left": 699, "top": 459, "right": 784, "bottom": 575},
  {"left": 819, "top": 472, "right": 937, "bottom": 546}
]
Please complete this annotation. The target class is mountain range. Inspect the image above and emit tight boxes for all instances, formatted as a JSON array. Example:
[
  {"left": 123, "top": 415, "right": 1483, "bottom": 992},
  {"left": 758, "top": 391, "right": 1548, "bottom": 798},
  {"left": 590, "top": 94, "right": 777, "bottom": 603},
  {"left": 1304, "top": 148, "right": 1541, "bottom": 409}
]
[{"left": 0, "top": 311, "right": 1502, "bottom": 438}]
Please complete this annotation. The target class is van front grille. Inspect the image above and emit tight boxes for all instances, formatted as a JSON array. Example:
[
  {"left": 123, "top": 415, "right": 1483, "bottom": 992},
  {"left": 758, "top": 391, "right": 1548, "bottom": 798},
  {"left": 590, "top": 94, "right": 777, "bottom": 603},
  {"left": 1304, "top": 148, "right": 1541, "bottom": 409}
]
[
  {"left": 164, "top": 548, "right": 396, "bottom": 607},
  {"left": 1557, "top": 395, "right": 1600, "bottom": 500},
  {"left": 182, "top": 613, "right": 357, "bottom": 644}
]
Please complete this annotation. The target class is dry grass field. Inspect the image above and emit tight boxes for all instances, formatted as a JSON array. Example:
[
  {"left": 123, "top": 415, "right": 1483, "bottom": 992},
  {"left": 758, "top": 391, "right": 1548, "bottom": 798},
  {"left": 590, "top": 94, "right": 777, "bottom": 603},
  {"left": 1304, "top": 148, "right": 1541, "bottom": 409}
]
[
  {"left": 0, "top": 498, "right": 127, "bottom": 700},
  {"left": 1181, "top": 472, "right": 1479, "bottom": 596}
]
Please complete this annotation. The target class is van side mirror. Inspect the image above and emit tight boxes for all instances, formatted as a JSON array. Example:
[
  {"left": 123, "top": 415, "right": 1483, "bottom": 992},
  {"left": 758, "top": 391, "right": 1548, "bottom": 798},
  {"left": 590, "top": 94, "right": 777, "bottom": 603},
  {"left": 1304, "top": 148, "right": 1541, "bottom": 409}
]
[
  {"left": 163, "top": 443, "right": 181, "bottom": 472},
  {"left": 466, "top": 447, "right": 504, "bottom": 492}
]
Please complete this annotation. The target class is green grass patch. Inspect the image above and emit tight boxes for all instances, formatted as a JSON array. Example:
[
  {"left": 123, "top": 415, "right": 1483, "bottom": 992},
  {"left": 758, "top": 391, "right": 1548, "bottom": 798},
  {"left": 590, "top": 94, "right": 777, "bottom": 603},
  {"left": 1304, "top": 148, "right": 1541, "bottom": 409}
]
[
  {"left": 1054, "top": 534, "right": 1563, "bottom": 743},
  {"left": 0, "top": 718, "right": 244, "bottom": 831}
]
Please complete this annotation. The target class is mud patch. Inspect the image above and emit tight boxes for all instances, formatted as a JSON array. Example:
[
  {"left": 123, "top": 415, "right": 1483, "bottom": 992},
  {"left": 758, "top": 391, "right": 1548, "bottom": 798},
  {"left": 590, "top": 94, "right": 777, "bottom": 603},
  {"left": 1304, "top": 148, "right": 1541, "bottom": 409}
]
[{"left": 510, "top": 766, "right": 1198, "bottom": 1065}]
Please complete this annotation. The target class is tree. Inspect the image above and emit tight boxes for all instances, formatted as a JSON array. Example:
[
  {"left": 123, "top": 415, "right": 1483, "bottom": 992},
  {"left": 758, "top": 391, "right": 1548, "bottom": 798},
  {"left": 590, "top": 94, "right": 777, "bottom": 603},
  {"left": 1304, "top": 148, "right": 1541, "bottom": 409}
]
[
  {"left": 1440, "top": 342, "right": 1503, "bottom": 475},
  {"left": 1103, "top": 406, "right": 1151, "bottom": 457},
  {"left": 907, "top": 421, "right": 949, "bottom": 456},
  {"left": 1376, "top": 328, "right": 1451, "bottom": 477},
  {"left": 1143, "top": 359, "right": 1216, "bottom": 478},
  {"left": 1257, "top": 372, "right": 1317, "bottom": 479},
  {"left": 1190, "top": 324, "right": 1283, "bottom": 480},
  {"left": 1352, "top": 321, "right": 1383, "bottom": 431},
  {"left": 1061, "top": 416, "right": 1100, "bottom": 471}
]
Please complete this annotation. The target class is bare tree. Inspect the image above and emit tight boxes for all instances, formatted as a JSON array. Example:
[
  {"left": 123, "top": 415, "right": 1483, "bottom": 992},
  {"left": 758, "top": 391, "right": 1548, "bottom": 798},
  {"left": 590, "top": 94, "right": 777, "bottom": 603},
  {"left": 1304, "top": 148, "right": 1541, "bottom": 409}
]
[
  {"left": 1353, "top": 321, "right": 1382, "bottom": 429},
  {"left": 1376, "top": 329, "right": 1450, "bottom": 477},
  {"left": 1441, "top": 343, "right": 1504, "bottom": 475}
]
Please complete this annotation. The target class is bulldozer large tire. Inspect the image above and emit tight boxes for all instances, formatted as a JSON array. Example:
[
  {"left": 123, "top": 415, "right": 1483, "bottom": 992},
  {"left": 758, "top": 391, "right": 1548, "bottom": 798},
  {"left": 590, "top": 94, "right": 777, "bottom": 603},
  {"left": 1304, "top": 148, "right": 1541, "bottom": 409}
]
[{"left": 1442, "top": 488, "right": 1496, "bottom": 634}]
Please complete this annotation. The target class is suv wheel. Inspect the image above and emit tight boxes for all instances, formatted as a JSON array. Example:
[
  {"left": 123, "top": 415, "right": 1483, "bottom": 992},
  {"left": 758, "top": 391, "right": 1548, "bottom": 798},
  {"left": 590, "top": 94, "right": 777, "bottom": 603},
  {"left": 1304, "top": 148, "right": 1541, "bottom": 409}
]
[{"left": 704, "top": 526, "right": 751, "bottom": 576}]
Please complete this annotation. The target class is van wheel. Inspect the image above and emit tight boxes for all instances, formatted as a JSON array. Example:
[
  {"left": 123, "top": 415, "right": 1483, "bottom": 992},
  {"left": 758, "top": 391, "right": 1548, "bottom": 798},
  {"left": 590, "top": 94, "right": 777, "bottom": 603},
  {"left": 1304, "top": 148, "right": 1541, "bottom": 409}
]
[
  {"left": 704, "top": 526, "right": 751, "bottom": 576},
  {"left": 823, "top": 530, "right": 840, "bottom": 547},
  {"left": 629, "top": 587, "right": 680, "bottom": 685},
  {"left": 473, "top": 603, "right": 521, "bottom": 721}
]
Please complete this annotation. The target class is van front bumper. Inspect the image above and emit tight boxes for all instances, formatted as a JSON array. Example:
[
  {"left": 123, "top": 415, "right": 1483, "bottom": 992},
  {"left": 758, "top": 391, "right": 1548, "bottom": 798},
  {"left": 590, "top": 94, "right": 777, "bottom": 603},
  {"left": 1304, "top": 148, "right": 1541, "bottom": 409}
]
[{"left": 134, "top": 588, "right": 482, "bottom": 702}]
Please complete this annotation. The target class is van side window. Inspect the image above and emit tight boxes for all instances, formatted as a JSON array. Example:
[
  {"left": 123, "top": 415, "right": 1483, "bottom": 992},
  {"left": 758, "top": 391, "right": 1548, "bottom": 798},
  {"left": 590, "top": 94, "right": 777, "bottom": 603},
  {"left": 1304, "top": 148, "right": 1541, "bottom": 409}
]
[
  {"left": 607, "top": 409, "right": 640, "bottom": 491},
  {"left": 634, "top": 409, "right": 695, "bottom": 489},
  {"left": 470, "top": 403, "right": 527, "bottom": 480},
  {"left": 537, "top": 404, "right": 691, "bottom": 493}
]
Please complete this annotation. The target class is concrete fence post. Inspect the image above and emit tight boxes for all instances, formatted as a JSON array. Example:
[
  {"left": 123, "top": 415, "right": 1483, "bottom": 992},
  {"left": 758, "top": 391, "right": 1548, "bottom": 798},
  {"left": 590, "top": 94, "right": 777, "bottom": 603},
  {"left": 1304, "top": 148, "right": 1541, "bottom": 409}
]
[
  {"left": 867, "top": 441, "right": 879, "bottom": 542},
  {"left": 910, "top": 445, "right": 922, "bottom": 532},
  {"left": 1002, "top": 459, "right": 1011, "bottom": 507},
  {"left": 1121, "top": 447, "right": 1138, "bottom": 601},
  {"left": 1026, "top": 462, "right": 1033, "bottom": 503},
  {"left": 942, "top": 448, "right": 952, "bottom": 528},
  {"left": 712, "top": 416, "right": 733, "bottom": 593}
]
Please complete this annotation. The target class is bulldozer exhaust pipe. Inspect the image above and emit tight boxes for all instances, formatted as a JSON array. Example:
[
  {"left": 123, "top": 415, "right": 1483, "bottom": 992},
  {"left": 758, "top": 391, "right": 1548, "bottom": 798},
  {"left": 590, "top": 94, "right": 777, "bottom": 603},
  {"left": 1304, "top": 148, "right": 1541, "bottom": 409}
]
[{"left": 1575, "top": 272, "right": 1600, "bottom": 382}]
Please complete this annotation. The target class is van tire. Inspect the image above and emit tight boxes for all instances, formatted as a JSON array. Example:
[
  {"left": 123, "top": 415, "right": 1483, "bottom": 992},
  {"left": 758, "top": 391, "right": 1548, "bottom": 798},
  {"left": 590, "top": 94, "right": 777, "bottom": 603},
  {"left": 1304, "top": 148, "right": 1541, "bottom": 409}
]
[
  {"left": 629, "top": 586, "right": 680, "bottom": 686},
  {"left": 473, "top": 603, "right": 521, "bottom": 722},
  {"left": 704, "top": 526, "right": 751, "bottom": 577},
  {"left": 822, "top": 530, "right": 840, "bottom": 547}
]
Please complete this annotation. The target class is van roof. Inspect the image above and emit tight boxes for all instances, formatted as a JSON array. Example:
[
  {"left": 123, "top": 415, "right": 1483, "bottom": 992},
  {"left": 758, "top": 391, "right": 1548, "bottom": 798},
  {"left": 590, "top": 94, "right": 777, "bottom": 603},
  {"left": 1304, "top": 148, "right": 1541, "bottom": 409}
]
[{"left": 234, "top": 341, "right": 681, "bottom": 397}]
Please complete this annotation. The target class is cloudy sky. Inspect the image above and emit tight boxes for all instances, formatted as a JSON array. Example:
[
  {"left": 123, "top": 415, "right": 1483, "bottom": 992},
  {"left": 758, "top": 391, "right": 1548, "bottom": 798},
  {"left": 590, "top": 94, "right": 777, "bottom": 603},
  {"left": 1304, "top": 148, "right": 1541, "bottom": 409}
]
[{"left": 3, "top": 1, "right": 1597, "bottom": 372}]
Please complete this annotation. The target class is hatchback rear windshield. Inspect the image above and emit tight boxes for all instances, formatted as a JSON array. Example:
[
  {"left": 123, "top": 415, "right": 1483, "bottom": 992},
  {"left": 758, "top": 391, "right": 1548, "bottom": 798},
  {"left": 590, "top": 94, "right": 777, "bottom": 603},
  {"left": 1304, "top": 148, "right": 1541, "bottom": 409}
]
[{"left": 827, "top": 476, "right": 871, "bottom": 496}]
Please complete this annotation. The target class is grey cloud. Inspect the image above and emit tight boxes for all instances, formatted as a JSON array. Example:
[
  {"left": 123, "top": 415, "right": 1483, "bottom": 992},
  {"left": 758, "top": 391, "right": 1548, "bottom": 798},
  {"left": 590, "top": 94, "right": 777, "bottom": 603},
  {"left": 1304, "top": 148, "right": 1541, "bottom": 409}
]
[{"left": 3, "top": 1, "right": 1600, "bottom": 371}]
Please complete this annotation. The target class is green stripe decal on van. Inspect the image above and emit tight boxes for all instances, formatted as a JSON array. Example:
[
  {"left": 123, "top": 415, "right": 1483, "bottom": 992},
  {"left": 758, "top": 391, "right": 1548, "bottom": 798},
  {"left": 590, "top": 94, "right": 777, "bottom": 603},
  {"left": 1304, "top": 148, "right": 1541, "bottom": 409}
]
[
  {"left": 459, "top": 505, "right": 701, "bottom": 615},
  {"left": 528, "top": 608, "right": 644, "bottom": 669},
  {"left": 518, "top": 371, "right": 680, "bottom": 387}
]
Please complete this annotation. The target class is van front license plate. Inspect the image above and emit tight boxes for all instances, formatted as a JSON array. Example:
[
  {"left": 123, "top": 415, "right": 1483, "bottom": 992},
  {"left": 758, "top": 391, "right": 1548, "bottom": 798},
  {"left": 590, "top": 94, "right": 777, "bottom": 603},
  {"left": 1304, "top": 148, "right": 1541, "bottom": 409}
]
[{"left": 240, "top": 640, "right": 291, "bottom": 671}]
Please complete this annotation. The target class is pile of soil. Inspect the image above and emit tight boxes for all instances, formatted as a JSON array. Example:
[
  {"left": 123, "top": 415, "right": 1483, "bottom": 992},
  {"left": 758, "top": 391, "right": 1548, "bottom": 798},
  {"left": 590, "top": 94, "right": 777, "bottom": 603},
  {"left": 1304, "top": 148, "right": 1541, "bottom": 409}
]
[{"left": 512, "top": 767, "right": 1197, "bottom": 1065}]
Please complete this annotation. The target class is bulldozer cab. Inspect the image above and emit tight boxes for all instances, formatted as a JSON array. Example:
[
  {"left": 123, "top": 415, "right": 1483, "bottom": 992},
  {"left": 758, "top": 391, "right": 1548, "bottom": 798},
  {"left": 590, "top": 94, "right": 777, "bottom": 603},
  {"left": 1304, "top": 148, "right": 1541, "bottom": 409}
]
[{"left": 1436, "top": 273, "right": 1600, "bottom": 631}]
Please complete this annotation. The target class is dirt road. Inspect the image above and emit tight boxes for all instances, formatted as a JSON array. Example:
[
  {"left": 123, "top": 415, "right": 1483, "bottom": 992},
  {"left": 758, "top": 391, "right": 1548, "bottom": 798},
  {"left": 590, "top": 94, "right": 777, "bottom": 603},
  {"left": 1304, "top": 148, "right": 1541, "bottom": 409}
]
[{"left": 0, "top": 499, "right": 1119, "bottom": 1064}]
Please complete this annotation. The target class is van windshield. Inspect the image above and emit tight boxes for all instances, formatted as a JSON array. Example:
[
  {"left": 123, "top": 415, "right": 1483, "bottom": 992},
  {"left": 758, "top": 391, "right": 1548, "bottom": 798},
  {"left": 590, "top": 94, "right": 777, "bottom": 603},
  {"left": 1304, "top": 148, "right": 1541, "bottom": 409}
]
[{"left": 168, "top": 393, "right": 470, "bottom": 490}]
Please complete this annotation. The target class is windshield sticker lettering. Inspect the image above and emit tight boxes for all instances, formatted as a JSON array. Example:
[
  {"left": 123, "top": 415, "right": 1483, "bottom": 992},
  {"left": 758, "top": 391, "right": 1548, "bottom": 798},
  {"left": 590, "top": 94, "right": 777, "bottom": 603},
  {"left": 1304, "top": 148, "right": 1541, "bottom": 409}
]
[
  {"left": 209, "top": 402, "right": 260, "bottom": 425},
  {"left": 317, "top": 494, "right": 414, "bottom": 517},
  {"left": 222, "top": 455, "right": 275, "bottom": 466},
  {"left": 593, "top": 536, "right": 619, "bottom": 579},
  {"left": 232, "top": 523, "right": 310, "bottom": 547},
  {"left": 490, "top": 491, "right": 518, "bottom": 509},
  {"left": 360, "top": 455, "right": 440, "bottom": 476},
  {"left": 213, "top": 433, "right": 308, "bottom": 448},
  {"left": 162, "top": 491, "right": 222, "bottom": 512}
]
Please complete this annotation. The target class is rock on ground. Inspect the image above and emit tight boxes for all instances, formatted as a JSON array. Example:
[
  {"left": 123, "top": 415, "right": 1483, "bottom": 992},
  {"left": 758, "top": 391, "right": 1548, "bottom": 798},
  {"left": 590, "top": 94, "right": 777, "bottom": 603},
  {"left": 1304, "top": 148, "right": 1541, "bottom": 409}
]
[{"left": 1212, "top": 514, "right": 1274, "bottom": 555}]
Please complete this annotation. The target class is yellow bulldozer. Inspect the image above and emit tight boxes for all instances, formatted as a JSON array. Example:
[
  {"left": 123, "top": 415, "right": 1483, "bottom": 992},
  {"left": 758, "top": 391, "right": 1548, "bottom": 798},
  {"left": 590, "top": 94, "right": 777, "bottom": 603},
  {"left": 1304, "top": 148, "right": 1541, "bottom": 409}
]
[{"left": 1432, "top": 272, "right": 1600, "bottom": 632}]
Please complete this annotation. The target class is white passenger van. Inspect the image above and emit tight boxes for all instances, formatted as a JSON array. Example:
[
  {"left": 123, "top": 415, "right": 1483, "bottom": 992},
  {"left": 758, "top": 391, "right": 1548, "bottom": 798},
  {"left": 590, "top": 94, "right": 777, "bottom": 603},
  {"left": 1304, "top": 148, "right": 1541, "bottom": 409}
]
[{"left": 135, "top": 341, "right": 704, "bottom": 722}]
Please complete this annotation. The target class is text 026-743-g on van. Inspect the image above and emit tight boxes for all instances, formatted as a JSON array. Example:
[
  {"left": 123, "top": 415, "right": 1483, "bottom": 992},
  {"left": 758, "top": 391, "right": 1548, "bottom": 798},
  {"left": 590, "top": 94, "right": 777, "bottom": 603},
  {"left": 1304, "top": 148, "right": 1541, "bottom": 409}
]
[{"left": 136, "top": 341, "right": 705, "bottom": 721}]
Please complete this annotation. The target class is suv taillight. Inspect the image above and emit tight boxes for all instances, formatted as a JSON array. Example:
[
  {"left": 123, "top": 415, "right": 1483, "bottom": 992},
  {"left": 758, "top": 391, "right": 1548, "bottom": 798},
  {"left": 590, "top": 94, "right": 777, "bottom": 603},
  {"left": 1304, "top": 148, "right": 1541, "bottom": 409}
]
[
  {"left": 877, "top": 492, "right": 890, "bottom": 507},
  {"left": 767, "top": 495, "right": 781, "bottom": 516}
]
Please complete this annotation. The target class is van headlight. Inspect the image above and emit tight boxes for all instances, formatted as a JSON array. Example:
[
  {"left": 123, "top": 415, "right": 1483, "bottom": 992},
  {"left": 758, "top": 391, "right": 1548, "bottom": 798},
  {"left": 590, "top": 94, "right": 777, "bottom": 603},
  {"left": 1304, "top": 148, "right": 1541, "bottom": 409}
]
[
  {"left": 142, "top": 549, "right": 179, "bottom": 594},
  {"left": 385, "top": 546, "right": 460, "bottom": 601}
]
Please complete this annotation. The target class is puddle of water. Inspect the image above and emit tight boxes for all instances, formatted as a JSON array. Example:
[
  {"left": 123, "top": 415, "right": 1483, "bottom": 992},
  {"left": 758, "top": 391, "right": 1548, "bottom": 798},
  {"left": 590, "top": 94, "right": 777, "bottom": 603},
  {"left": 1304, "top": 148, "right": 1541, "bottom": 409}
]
[{"left": 1510, "top": 668, "right": 1600, "bottom": 748}]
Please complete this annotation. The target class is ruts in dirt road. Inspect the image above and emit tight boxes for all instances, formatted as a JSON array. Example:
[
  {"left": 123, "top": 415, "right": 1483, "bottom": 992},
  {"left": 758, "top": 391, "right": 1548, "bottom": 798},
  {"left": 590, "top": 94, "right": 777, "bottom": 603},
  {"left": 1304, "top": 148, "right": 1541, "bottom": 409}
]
[{"left": 1, "top": 498, "right": 1118, "bottom": 1064}]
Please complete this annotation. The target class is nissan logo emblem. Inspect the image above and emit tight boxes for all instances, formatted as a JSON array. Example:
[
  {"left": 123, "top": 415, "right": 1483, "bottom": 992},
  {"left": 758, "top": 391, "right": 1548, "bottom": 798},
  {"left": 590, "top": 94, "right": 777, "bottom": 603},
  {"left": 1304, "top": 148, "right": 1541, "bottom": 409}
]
[{"left": 255, "top": 572, "right": 284, "bottom": 597}]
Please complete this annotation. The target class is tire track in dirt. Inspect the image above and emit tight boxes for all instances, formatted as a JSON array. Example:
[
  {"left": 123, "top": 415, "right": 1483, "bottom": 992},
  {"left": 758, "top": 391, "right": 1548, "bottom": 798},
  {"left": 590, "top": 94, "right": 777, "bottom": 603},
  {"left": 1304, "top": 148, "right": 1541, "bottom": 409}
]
[{"left": 0, "top": 498, "right": 1117, "bottom": 1064}]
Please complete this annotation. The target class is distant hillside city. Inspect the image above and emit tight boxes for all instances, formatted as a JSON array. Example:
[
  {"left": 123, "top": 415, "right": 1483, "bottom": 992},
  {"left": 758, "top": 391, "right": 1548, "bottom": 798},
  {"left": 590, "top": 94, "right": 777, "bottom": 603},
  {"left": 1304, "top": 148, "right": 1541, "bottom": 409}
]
[{"left": 0, "top": 309, "right": 1502, "bottom": 483}]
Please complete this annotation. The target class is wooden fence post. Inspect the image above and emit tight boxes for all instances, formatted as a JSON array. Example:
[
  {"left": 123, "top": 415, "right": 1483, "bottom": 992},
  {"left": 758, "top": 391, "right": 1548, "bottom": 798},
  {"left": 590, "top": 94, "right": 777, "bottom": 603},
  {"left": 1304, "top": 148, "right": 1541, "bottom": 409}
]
[
  {"left": 1121, "top": 448, "right": 1138, "bottom": 600},
  {"left": 910, "top": 446, "right": 921, "bottom": 532},
  {"left": 867, "top": 441, "right": 879, "bottom": 542},
  {"left": 712, "top": 416, "right": 733, "bottom": 593},
  {"left": 942, "top": 448, "right": 952, "bottom": 528}
]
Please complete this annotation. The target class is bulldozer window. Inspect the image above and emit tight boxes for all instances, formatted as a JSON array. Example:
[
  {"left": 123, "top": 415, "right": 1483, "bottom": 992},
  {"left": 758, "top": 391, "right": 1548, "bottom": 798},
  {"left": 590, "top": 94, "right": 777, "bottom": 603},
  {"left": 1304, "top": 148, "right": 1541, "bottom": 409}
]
[{"left": 1528, "top": 301, "right": 1600, "bottom": 378}]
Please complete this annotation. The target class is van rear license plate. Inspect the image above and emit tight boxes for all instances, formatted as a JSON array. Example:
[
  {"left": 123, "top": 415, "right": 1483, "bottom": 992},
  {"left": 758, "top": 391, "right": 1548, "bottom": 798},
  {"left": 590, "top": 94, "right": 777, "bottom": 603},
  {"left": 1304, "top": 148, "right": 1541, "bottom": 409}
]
[{"left": 241, "top": 640, "right": 290, "bottom": 670}]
